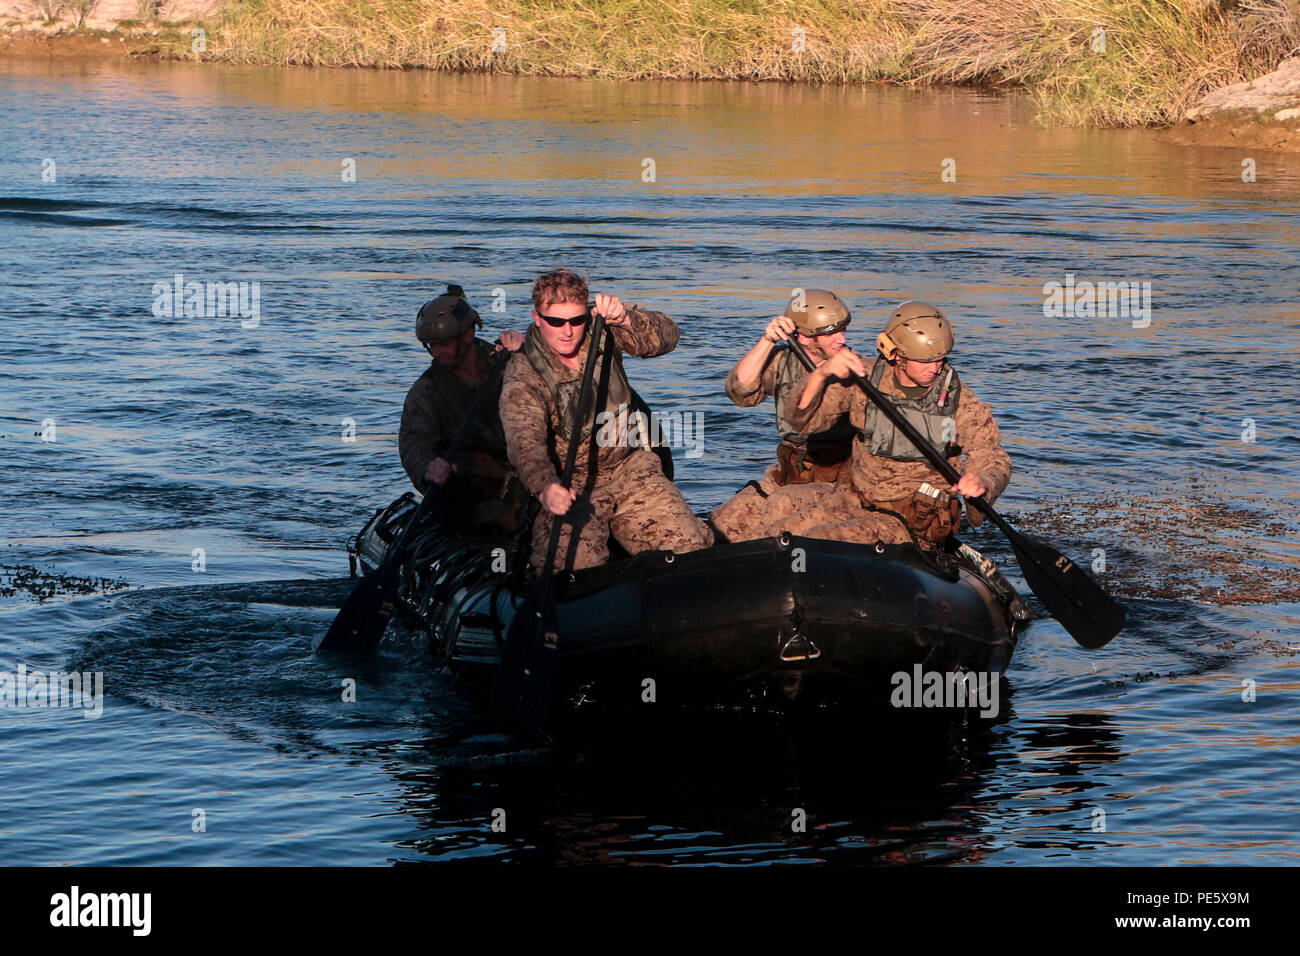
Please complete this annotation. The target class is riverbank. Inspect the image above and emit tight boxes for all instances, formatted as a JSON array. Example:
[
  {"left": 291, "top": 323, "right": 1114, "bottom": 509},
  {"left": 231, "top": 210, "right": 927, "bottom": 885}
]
[
  {"left": 0, "top": 23, "right": 192, "bottom": 56},
  {"left": 0, "top": 0, "right": 214, "bottom": 58},
  {"left": 1165, "top": 53, "right": 1300, "bottom": 151},
  {"left": 4, "top": 0, "right": 1299, "bottom": 146},
  {"left": 1164, "top": 103, "right": 1300, "bottom": 152}
]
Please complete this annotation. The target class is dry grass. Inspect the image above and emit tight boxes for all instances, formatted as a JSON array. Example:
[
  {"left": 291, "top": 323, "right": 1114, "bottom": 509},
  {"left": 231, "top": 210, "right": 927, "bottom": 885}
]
[
  {"left": 205, "top": 0, "right": 1300, "bottom": 126},
  {"left": 209, "top": 0, "right": 912, "bottom": 79},
  {"left": 899, "top": 0, "right": 1294, "bottom": 125}
]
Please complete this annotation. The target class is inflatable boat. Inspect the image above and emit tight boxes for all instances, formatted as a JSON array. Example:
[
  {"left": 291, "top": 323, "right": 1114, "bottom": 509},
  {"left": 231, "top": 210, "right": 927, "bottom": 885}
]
[{"left": 345, "top": 494, "right": 1033, "bottom": 721}]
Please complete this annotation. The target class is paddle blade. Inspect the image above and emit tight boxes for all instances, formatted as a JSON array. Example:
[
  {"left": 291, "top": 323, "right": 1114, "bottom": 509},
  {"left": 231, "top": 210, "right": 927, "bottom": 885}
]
[
  {"left": 314, "top": 571, "right": 400, "bottom": 654},
  {"left": 1007, "top": 531, "right": 1126, "bottom": 650},
  {"left": 492, "top": 591, "right": 559, "bottom": 733}
]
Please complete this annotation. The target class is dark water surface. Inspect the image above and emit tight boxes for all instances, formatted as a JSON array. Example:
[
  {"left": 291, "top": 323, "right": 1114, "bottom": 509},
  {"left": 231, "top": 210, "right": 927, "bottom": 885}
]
[{"left": 1, "top": 58, "right": 1298, "bottom": 865}]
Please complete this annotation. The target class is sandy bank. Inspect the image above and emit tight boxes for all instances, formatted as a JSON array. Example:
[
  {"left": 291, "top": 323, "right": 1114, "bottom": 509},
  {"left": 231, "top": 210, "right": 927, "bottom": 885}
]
[{"left": 1165, "top": 55, "right": 1300, "bottom": 152}]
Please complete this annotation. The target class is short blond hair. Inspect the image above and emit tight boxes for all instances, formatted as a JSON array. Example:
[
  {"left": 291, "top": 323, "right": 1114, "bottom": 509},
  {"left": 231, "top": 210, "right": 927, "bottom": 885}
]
[{"left": 532, "top": 268, "right": 588, "bottom": 311}]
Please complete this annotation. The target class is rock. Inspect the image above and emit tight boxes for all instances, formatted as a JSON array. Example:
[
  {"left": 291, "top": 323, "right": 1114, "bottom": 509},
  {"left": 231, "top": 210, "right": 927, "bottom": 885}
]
[
  {"left": 1186, "top": 56, "right": 1300, "bottom": 121},
  {"left": 162, "top": 0, "right": 225, "bottom": 18},
  {"left": 0, "top": 0, "right": 224, "bottom": 29},
  {"left": 1172, "top": 55, "right": 1300, "bottom": 150}
]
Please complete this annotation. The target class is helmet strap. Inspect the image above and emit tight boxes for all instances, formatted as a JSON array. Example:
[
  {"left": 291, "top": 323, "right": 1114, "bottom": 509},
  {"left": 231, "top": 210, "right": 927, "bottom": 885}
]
[{"left": 797, "top": 334, "right": 830, "bottom": 364}]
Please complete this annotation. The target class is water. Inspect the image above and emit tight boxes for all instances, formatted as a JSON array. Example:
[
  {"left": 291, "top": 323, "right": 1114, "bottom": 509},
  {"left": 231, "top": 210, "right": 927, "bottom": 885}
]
[{"left": 1, "top": 57, "right": 1297, "bottom": 866}]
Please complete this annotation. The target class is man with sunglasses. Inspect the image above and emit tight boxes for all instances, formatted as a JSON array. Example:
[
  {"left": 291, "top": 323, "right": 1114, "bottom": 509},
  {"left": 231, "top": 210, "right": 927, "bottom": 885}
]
[
  {"left": 710, "top": 289, "right": 858, "bottom": 542},
  {"left": 398, "top": 285, "right": 526, "bottom": 536},
  {"left": 780, "top": 300, "right": 1012, "bottom": 550},
  {"left": 500, "top": 268, "right": 712, "bottom": 571}
]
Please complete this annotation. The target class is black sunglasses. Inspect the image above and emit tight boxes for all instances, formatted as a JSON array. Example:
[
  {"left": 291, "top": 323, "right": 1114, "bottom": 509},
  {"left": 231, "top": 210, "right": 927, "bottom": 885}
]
[{"left": 537, "top": 310, "right": 592, "bottom": 329}]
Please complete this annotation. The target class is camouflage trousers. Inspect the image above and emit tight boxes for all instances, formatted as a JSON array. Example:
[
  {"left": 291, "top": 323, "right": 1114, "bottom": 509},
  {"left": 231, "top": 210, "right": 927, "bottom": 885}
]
[
  {"left": 531, "top": 449, "right": 713, "bottom": 571},
  {"left": 779, "top": 486, "right": 914, "bottom": 545},
  {"left": 710, "top": 465, "right": 840, "bottom": 543}
]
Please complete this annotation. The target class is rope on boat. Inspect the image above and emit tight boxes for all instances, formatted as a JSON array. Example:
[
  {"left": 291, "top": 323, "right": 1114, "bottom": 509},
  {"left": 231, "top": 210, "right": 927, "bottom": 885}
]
[{"left": 393, "top": 520, "right": 505, "bottom": 631}]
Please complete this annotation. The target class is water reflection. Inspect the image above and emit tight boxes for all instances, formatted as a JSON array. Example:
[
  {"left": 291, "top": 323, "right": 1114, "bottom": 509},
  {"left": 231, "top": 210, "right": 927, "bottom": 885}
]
[
  {"left": 2, "top": 56, "right": 1297, "bottom": 864},
  {"left": 378, "top": 707, "right": 1014, "bottom": 865}
]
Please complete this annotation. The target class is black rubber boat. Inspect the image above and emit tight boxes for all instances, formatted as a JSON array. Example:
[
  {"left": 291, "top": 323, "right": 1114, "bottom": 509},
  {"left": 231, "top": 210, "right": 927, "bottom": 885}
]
[{"left": 345, "top": 494, "right": 1033, "bottom": 722}]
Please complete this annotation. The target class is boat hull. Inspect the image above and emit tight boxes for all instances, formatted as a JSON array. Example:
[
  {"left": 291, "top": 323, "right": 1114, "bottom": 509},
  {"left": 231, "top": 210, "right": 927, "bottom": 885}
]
[{"left": 347, "top": 495, "right": 1030, "bottom": 721}]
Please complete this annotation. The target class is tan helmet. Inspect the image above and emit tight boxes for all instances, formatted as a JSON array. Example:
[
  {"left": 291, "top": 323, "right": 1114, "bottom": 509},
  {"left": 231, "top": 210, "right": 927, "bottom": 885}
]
[
  {"left": 877, "top": 300, "right": 953, "bottom": 361},
  {"left": 416, "top": 284, "right": 481, "bottom": 343},
  {"left": 784, "top": 288, "right": 851, "bottom": 337}
]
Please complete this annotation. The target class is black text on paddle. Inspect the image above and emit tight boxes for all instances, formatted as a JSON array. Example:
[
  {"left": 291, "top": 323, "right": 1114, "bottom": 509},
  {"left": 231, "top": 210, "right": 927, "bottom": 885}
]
[
  {"left": 493, "top": 311, "right": 609, "bottom": 732},
  {"left": 786, "top": 338, "right": 1125, "bottom": 650},
  {"left": 315, "top": 350, "right": 509, "bottom": 654}
]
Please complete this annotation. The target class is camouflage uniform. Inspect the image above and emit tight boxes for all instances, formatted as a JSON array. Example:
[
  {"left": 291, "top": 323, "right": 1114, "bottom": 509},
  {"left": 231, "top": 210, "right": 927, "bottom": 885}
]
[
  {"left": 781, "top": 357, "right": 1012, "bottom": 546},
  {"left": 398, "top": 339, "right": 519, "bottom": 535},
  {"left": 500, "top": 307, "right": 712, "bottom": 571},
  {"left": 710, "top": 347, "right": 856, "bottom": 543}
]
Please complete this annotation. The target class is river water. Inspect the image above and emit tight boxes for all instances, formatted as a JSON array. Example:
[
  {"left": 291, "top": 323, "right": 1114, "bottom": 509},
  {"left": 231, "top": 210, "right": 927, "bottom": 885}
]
[{"left": 1, "top": 57, "right": 1297, "bottom": 866}]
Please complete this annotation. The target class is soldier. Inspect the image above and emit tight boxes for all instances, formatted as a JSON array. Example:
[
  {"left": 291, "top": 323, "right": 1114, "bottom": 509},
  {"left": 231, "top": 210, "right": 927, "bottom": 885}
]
[
  {"left": 499, "top": 268, "right": 712, "bottom": 571},
  {"left": 398, "top": 285, "right": 525, "bottom": 536},
  {"left": 781, "top": 301, "right": 1012, "bottom": 549},
  {"left": 710, "top": 289, "right": 857, "bottom": 542}
]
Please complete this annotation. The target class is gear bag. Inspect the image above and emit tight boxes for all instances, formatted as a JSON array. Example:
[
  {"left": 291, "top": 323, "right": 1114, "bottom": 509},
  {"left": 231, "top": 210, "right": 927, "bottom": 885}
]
[{"left": 867, "top": 482, "right": 963, "bottom": 547}]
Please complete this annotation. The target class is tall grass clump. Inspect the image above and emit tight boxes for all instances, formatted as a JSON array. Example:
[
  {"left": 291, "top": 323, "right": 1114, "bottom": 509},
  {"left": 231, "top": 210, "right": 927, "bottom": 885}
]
[
  {"left": 898, "top": 0, "right": 1298, "bottom": 125},
  {"left": 210, "top": 0, "right": 911, "bottom": 80},
  {"left": 208, "top": 0, "right": 1300, "bottom": 126}
]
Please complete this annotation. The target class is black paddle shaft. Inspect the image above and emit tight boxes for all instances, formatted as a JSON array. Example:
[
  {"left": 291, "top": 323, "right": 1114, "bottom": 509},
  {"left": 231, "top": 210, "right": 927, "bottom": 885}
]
[
  {"left": 785, "top": 337, "right": 1124, "bottom": 650},
  {"left": 315, "top": 348, "right": 510, "bottom": 653},
  {"left": 786, "top": 339, "right": 969, "bottom": 485},
  {"left": 493, "top": 311, "right": 609, "bottom": 729},
  {"left": 533, "top": 311, "right": 609, "bottom": 609}
]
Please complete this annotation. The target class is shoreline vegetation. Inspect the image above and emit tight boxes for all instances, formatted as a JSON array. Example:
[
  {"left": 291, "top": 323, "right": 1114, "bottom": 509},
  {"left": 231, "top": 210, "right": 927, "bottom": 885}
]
[
  {"left": 209, "top": 0, "right": 1300, "bottom": 127},
  {"left": 3, "top": 0, "right": 1299, "bottom": 134}
]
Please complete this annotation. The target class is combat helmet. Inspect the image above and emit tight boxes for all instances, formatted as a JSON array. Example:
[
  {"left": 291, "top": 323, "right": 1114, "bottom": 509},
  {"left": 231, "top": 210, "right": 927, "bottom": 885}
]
[
  {"left": 783, "top": 289, "right": 852, "bottom": 337},
  {"left": 876, "top": 301, "right": 953, "bottom": 362},
  {"left": 416, "top": 285, "right": 481, "bottom": 343}
]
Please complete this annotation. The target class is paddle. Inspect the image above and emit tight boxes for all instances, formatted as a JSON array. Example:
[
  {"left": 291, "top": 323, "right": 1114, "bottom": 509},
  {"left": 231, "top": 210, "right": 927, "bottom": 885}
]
[
  {"left": 493, "top": 310, "right": 609, "bottom": 733},
  {"left": 315, "top": 348, "right": 510, "bottom": 654},
  {"left": 785, "top": 338, "right": 1125, "bottom": 650}
]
